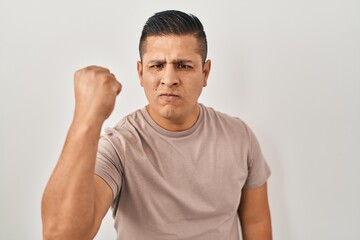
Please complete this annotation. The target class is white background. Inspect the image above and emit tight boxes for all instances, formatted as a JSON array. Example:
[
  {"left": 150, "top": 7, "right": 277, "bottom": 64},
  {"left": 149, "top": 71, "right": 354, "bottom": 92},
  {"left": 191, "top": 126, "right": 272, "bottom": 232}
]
[{"left": 1, "top": 0, "right": 359, "bottom": 239}]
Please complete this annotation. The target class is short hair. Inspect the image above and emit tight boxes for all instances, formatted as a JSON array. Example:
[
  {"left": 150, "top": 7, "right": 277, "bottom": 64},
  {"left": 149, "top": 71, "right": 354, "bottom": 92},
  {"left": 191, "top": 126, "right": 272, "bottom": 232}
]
[{"left": 139, "top": 10, "right": 208, "bottom": 63}]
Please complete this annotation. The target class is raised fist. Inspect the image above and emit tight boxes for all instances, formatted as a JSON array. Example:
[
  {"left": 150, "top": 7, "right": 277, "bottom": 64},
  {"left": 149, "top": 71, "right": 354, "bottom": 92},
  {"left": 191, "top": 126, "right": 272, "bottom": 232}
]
[{"left": 73, "top": 65, "right": 122, "bottom": 125}]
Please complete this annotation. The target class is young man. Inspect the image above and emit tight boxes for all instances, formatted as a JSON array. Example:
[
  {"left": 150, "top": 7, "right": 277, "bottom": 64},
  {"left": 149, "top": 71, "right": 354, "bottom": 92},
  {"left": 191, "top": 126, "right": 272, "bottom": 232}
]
[{"left": 42, "top": 10, "right": 272, "bottom": 240}]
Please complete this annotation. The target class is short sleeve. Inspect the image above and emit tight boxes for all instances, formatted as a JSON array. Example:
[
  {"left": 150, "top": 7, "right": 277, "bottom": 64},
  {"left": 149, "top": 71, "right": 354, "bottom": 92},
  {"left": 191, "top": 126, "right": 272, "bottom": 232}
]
[
  {"left": 95, "top": 135, "right": 124, "bottom": 200},
  {"left": 243, "top": 124, "right": 271, "bottom": 189}
]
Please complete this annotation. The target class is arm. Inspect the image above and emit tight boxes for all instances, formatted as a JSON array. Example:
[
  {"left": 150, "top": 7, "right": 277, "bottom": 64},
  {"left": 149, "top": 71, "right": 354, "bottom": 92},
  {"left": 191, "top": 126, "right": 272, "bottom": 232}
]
[
  {"left": 41, "top": 66, "right": 122, "bottom": 239},
  {"left": 238, "top": 182, "right": 272, "bottom": 240}
]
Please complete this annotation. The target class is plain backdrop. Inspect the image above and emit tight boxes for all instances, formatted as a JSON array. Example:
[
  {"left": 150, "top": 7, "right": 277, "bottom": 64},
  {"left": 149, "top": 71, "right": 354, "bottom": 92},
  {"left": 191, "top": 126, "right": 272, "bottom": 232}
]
[{"left": 1, "top": 0, "right": 359, "bottom": 239}]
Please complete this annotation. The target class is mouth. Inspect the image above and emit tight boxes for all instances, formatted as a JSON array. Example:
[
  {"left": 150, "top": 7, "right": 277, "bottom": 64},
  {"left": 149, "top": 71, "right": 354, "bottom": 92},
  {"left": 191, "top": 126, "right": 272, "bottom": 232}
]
[
  {"left": 159, "top": 93, "right": 181, "bottom": 100},
  {"left": 159, "top": 93, "right": 180, "bottom": 97}
]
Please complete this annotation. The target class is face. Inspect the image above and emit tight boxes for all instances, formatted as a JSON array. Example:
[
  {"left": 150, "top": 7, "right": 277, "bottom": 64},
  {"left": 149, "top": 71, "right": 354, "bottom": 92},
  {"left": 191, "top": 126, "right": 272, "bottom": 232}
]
[{"left": 137, "top": 35, "right": 211, "bottom": 131}]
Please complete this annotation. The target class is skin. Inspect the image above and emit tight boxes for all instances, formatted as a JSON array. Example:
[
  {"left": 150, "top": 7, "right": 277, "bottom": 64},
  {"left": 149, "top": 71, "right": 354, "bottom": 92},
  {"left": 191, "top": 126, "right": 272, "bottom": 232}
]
[
  {"left": 41, "top": 66, "right": 118, "bottom": 239},
  {"left": 137, "top": 35, "right": 211, "bottom": 131},
  {"left": 41, "top": 35, "right": 272, "bottom": 240},
  {"left": 239, "top": 183, "right": 273, "bottom": 240}
]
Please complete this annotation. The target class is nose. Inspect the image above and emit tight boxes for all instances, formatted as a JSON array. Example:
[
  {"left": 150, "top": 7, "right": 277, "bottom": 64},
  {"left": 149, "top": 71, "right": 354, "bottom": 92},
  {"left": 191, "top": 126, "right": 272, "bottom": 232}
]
[{"left": 161, "top": 66, "right": 179, "bottom": 87}]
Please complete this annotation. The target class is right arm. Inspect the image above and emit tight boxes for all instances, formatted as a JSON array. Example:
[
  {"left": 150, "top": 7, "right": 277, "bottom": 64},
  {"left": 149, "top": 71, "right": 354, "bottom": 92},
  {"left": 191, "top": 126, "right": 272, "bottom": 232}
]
[{"left": 41, "top": 66, "right": 122, "bottom": 239}]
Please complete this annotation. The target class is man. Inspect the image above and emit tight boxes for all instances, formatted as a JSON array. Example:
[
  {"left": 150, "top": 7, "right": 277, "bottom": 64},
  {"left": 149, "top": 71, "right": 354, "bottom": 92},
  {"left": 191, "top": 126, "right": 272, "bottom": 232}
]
[{"left": 41, "top": 10, "right": 272, "bottom": 240}]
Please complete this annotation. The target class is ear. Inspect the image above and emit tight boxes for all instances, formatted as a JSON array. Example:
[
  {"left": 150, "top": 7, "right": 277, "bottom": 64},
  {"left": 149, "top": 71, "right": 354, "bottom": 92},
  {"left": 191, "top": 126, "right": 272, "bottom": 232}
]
[
  {"left": 202, "top": 59, "right": 211, "bottom": 87},
  {"left": 137, "top": 61, "right": 144, "bottom": 87}
]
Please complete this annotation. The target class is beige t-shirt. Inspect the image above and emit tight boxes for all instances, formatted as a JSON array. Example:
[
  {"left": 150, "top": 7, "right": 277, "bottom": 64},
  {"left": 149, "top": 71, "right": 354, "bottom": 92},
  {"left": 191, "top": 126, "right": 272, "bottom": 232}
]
[{"left": 95, "top": 104, "right": 271, "bottom": 240}]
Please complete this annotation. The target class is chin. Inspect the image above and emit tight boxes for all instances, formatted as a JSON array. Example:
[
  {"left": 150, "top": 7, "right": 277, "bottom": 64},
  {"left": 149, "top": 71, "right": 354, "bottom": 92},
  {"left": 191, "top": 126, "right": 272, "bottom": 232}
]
[{"left": 158, "top": 105, "right": 181, "bottom": 119}]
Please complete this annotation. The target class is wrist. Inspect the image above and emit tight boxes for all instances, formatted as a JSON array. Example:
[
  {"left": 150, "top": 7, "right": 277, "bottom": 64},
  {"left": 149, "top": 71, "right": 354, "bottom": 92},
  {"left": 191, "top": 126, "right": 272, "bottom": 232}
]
[
  {"left": 72, "top": 109, "right": 106, "bottom": 128},
  {"left": 70, "top": 118, "right": 103, "bottom": 136}
]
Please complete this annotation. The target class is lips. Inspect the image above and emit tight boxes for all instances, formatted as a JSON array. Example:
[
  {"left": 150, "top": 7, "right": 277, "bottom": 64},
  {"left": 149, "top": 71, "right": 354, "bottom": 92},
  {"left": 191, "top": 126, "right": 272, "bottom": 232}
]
[
  {"left": 158, "top": 93, "right": 181, "bottom": 101},
  {"left": 159, "top": 93, "right": 180, "bottom": 97}
]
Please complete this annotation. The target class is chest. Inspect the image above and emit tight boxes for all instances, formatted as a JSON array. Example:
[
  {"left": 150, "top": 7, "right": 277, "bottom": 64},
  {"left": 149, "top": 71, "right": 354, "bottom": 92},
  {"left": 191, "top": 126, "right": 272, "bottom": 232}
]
[{"left": 122, "top": 133, "right": 249, "bottom": 220}]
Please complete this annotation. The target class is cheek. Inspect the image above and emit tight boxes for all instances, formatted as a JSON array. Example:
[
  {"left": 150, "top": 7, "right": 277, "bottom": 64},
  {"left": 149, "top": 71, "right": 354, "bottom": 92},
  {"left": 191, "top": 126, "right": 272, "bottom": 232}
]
[
  {"left": 142, "top": 77, "right": 160, "bottom": 96},
  {"left": 143, "top": 72, "right": 160, "bottom": 87},
  {"left": 188, "top": 77, "right": 205, "bottom": 95}
]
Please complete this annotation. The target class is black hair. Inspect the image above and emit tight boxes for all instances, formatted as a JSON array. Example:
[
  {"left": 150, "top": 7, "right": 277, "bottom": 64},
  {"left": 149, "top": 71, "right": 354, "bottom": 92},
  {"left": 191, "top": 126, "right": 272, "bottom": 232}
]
[{"left": 139, "top": 10, "right": 208, "bottom": 63}]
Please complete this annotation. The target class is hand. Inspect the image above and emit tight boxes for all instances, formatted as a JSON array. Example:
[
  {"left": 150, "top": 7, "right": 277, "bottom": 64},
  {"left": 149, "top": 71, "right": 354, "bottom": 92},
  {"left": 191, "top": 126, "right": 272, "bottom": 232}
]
[{"left": 73, "top": 65, "right": 122, "bottom": 125}]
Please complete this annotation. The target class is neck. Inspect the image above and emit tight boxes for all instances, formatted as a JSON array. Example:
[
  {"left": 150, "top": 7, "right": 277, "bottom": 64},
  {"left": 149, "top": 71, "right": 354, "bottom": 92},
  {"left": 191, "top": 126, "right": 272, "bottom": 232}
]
[{"left": 146, "top": 104, "right": 200, "bottom": 132}]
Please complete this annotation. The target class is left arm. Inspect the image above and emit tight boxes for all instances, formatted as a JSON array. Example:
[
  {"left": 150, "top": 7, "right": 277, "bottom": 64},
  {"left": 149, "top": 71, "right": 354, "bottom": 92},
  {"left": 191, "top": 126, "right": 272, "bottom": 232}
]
[{"left": 238, "top": 182, "right": 272, "bottom": 240}]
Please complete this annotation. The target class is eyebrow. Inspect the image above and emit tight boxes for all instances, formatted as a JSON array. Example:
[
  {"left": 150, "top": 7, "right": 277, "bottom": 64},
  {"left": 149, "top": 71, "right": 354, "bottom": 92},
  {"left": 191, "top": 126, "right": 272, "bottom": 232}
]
[{"left": 147, "top": 59, "right": 194, "bottom": 65}]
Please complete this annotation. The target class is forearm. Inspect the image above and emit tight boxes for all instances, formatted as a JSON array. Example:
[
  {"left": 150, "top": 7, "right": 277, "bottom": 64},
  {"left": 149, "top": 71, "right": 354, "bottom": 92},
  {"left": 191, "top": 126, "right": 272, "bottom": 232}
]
[
  {"left": 41, "top": 120, "right": 102, "bottom": 239},
  {"left": 238, "top": 183, "right": 272, "bottom": 240},
  {"left": 241, "top": 218, "right": 272, "bottom": 240}
]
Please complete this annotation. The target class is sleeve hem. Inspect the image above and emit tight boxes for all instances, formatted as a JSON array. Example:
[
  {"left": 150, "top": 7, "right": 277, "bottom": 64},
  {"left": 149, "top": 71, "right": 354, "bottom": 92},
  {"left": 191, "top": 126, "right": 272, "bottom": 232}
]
[
  {"left": 94, "top": 170, "right": 118, "bottom": 201},
  {"left": 243, "top": 168, "right": 271, "bottom": 189}
]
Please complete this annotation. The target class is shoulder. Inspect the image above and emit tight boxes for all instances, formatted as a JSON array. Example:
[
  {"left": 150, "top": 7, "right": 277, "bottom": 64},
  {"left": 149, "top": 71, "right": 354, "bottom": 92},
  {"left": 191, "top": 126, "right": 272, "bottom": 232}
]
[
  {"left": 200, "top": 104, "right": 260, "bottom": 145},
  {"left": 200, "top": 104, "right": 248, "bottom": 131},
  {"left": 114, "top": 108, "right": 145, "bottom": 130},
  {"left": 102, "top": 108, "right": 147, "bottom": 143}
]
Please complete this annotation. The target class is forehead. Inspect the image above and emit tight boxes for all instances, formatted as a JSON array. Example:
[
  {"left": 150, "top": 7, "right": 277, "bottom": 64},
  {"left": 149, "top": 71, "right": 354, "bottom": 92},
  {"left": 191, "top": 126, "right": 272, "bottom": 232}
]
[{"left": 142, "top": 35, "right": 202, "bottom": 61}]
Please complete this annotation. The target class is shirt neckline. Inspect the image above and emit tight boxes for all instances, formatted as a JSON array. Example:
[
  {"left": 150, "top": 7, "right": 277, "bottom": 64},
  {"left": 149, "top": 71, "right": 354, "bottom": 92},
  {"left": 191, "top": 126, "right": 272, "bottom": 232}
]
[{"left": 140, "top": 104, "right": 204, "bottom": 138}]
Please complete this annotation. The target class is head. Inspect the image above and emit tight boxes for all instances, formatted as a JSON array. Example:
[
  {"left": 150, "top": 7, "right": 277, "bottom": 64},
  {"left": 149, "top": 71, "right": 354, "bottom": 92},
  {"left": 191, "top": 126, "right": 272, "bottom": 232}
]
[
  {"left": 139, "top": 10, "right": 208, "bottom": 64},
  {"left": 137, "top": 10, "right": 211, "bottom": 131}
]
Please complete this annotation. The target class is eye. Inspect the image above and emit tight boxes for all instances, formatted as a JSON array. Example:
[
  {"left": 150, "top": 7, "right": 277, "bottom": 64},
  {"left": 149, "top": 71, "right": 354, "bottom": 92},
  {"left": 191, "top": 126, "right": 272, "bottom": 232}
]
[
  {"left": 150, "top": 64, "right": 164, "bottom": 69},
  {"left": 177, "top": 63, "right": 192, "bottom": 69}
]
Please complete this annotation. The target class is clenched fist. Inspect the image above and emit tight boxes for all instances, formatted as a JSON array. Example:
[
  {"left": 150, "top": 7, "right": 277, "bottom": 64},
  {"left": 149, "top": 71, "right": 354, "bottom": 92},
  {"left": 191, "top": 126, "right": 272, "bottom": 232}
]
[{"left": 73, "top": 65, "right": 122, "bottom": 126}]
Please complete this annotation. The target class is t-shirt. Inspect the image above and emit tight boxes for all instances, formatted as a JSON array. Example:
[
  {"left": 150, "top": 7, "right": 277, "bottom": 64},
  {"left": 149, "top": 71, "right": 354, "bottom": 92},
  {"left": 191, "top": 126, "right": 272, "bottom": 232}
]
[{"left": 95, "top": 103, "right": 271, "bottom": 240}]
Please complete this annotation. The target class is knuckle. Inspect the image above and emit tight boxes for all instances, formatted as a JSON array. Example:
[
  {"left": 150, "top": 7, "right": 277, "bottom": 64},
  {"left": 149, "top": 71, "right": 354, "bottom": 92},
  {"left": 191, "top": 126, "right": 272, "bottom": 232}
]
[{"left": 74, "top": 66, "right": 115, "bottom": 89}]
